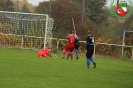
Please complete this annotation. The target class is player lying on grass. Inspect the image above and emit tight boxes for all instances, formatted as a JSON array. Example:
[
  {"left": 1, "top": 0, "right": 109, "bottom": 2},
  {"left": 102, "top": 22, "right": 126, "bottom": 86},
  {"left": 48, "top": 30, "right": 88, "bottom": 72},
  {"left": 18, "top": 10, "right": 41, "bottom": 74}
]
[{"left": 37, "top": 48, "right": 57, "bottom": 58}]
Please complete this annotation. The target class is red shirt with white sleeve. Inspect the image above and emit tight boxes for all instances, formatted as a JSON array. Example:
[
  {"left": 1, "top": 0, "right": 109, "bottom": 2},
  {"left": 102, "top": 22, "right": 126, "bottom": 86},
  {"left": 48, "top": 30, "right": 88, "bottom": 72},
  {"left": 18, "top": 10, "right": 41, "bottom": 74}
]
[{"left": 67, "top": 34, "right": 76, "bottom": 46}]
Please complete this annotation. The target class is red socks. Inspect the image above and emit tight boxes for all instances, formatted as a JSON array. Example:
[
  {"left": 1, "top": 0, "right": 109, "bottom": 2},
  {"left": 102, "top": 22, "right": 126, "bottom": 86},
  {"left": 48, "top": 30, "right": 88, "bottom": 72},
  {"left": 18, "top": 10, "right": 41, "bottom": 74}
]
[
  {"left": 63, "top": 50, "right": 73, "bottom": 60},
  {"left": 63, "top": 50, "right": 66, "bottom": 57},
  {"left": 70, "top": 53, "right": 73, "bottom": 60}
]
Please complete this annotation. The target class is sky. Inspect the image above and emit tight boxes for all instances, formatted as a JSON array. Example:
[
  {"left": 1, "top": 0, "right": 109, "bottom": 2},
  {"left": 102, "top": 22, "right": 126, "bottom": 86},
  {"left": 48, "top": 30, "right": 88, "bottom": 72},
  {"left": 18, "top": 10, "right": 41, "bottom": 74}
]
[
  {"left": 27, "top": 0, "right": 132, "bottom": 6},
  {"left": 27, "top": 0, "right": 48, "bottom": 5}
]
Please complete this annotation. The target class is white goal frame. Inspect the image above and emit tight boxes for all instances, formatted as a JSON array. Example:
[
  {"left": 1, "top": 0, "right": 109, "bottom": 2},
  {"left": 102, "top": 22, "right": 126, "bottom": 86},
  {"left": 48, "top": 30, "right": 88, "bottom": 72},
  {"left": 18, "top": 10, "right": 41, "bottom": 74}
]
[
  {"left": 0, "top": 11, "right": 54, "bottom": 49},
  {"left": 122, "top": 30, "right": 133, "bottom": 57}
]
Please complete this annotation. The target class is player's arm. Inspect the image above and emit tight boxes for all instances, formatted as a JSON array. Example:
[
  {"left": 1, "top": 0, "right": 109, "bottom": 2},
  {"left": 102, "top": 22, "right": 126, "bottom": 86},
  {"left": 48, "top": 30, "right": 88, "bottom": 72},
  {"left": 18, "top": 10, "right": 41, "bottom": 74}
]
[
  {"left": 85, "top": 37, "right": 88, "bottom": 53},
  {"left": 48, "top": 54, "right": 52, "bottom": 57},
  {"left": 92, "top": 36, "right": 95, "bottom": 44},
  {"left": 47, "top": 49, "right": 52, "bottom": 57}
]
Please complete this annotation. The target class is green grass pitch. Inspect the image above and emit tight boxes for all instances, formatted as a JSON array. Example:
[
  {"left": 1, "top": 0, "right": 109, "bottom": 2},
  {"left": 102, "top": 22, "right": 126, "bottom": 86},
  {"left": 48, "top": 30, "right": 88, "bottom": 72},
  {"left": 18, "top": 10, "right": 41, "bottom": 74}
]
[{"left": 0, "top": 46, "right": 133, "bottom": 88}]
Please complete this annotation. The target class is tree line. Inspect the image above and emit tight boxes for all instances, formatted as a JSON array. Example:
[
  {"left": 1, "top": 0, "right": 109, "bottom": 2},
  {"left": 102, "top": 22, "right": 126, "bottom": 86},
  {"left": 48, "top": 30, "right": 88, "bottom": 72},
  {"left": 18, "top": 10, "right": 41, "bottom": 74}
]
[{"left": 0, "top": 0, "right": 35, "bottom": 13}]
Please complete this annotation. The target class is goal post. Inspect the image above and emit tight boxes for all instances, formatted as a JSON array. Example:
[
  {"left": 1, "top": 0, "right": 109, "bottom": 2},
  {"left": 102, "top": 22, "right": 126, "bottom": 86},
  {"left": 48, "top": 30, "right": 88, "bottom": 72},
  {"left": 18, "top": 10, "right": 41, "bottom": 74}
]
[
  {"left": 0, "top": 11, "right": 54, "bottom": 49},
  {"left": 122, "top": 30, "right": 133, "bottom": 57}
]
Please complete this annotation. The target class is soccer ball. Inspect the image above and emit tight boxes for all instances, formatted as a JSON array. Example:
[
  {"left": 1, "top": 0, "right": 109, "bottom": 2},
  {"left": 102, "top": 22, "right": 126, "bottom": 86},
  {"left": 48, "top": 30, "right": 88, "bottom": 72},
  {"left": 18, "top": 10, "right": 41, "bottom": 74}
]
[{"left": 52, "top": 54, "right": 57, "bottom": 58}]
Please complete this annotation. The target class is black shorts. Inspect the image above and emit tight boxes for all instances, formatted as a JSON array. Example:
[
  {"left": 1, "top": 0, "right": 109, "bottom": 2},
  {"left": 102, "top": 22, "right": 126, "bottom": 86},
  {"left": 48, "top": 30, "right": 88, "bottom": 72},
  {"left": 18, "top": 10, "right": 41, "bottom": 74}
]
[
  {"left": 74, "top": 44, "right": 79, "bottom": 50},
  {"left": 86, "top": 45, "right": 94, "bottom": 59},
  {"left": 86, "top": 50, "right": 94, "bottom": 59}
]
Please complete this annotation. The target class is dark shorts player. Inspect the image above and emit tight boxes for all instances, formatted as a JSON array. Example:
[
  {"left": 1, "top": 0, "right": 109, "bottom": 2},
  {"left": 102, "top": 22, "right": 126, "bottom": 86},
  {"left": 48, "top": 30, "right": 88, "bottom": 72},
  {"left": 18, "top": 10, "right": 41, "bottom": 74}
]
[{"left": 85, "top": 31, "right": 96, "bottom": 68}]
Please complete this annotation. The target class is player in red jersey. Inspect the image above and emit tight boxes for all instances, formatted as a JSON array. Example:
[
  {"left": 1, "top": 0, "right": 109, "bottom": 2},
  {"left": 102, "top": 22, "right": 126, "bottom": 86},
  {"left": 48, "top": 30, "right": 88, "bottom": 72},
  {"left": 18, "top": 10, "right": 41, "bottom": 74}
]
[
  {"left": 67, "top": 31, "right": 80, "bottom": 60},
  {"left": 37, "top": 48, "right": 52, "bottom": 58},
  {"left": 62, "top": 31, "right": 76, "bottom": 60}
]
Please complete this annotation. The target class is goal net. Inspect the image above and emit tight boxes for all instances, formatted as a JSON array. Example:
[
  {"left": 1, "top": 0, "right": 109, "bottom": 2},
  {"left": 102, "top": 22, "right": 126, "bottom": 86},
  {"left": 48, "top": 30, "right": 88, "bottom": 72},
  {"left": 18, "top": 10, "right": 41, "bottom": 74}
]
[{"left": 0, "top": 11, "right": 54, "bottom": 49}]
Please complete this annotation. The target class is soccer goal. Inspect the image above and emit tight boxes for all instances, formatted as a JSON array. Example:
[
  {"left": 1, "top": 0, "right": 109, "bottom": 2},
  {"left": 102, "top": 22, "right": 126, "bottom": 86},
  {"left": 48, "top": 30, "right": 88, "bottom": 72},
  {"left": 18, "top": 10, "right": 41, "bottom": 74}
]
[{"left": 0, "top": 11, "right": 54, "bottom": 49}]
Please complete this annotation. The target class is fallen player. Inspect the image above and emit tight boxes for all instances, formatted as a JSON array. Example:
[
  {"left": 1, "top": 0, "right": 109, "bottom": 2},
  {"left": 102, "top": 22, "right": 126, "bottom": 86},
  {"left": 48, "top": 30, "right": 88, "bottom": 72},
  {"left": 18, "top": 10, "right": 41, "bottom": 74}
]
[{"left": 37, "top": 48, "right": 57, "bottom": 58}]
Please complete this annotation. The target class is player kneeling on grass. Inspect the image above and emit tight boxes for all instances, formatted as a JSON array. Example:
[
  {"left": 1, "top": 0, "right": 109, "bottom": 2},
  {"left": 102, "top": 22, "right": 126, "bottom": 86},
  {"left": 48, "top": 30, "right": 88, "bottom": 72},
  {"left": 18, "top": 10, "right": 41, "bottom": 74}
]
[{"left": 38, "top": 48, "right": 56, "bottom": 58}]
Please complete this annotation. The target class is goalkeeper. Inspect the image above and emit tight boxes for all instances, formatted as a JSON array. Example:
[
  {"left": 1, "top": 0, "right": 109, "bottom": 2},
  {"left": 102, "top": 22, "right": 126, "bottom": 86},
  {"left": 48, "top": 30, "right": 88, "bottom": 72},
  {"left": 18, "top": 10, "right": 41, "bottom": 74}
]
[{"left": 38, "top": 48, "right": 55, "bottom": 58}]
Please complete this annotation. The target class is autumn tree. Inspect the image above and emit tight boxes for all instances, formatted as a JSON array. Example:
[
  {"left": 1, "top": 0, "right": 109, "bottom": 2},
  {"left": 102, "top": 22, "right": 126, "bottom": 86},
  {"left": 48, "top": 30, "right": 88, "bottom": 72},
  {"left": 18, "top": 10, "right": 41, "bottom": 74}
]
[
  {"left": 71, "top": 0, "right": 110, "bottom": 41},
  {"left": 11, "top": 0, "right": 35, "bottom": 12},
  {"left": 0, "top": 0, "right": 14, "bottom": 11},
  {"left": 36, "top": 0, "right": 99, "bottom": 40},
  {"left": 21, "top": 4, "right": 30, "bottom": 13},
  {"left": 35, "top": 1, "right": 50, "bottom": 15},
  {"left": 71, "top": 0, "right": 108, "bottom": 24}
]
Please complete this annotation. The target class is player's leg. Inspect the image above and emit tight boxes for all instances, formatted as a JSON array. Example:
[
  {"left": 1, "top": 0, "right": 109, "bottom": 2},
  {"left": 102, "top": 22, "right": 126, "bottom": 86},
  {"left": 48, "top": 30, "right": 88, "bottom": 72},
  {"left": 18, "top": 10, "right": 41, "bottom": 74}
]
[
  {"left": 62, "top": 49, "right": 66, "bottom": 59},
  {"left": 62, "top": 49, "right": 66, "bottom": 56},
  {"left": 63, "top": 45, "right": 74, "bottom": 60},
  {"left": 70, "top": 52, "right": 73, "bottom": 60},
  {"left": 89, "top": 49, "right": 96, "bottom": 68},
  {"left": 75, "top": 49, "right": 78, "bottom": 59},
  {"left": 67, "top": 50, "right": 78, "bottom": 59},
  {"left": 75, "top": 46, "right": 79, "bottom": 59},
  {"left": 70, "top": 48, "right": 74, "bottom": 60},
  {"left": 66, "top": 52, "right": 70, "bottom": 59},
  {"left": 42, "top": 53, "right": 47, "bottom": 58},
  {"left": 90, "top": 57, "right": 96, "bottom": 68},
  {"left": 86, "top": 49, "right": 93, "bottom": 68},
  {"left": 62, "top": 46, "right": 69, "bottom": 59},
  {"left": 66, "top": 50, "right": 73, "bottom": 60},
  {"left": 87, "top": 59, "right": 90, "bottom": 68},
  {"left": 38, "top": 50, "right": 43, "bottom": 57}
]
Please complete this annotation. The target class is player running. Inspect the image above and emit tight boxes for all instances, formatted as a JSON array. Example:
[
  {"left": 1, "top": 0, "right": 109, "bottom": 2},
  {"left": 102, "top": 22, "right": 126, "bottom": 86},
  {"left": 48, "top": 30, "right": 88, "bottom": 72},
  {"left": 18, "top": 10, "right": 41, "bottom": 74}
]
[
  {"left": 62, "top": 30, "right": 76, "bottom": 60},
  {"left": 85, "top": 31, "right": 96, "bottom": 68},
  {"left": 67, "top": 31, "right": 80, "bottom": 60}
]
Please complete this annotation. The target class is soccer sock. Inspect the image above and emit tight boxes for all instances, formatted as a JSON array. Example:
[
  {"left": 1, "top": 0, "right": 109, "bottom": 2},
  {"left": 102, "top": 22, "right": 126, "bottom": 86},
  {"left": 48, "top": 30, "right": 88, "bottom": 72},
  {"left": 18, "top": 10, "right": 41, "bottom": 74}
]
[
  {"left": 87, "top": 59, "right": 90, "bottom": 68},
  {"left": 75, "top": 50, "right": 78, "bottom": 58},
  {"left": 70, "top": 53, "right": 73, "bottom": 60},
  {"left": 63, "top": 50, "right": 66, "bottom": 57},
  {"left": 67, "top": 52, "right": 70, "bottom": 59}
]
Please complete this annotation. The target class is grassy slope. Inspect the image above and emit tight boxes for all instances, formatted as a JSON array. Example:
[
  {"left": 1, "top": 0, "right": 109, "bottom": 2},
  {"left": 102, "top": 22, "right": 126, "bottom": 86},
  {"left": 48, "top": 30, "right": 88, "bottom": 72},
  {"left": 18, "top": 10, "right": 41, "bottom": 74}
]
[{"left": 0, "top": 47, "right": 133, "bottom": 88}]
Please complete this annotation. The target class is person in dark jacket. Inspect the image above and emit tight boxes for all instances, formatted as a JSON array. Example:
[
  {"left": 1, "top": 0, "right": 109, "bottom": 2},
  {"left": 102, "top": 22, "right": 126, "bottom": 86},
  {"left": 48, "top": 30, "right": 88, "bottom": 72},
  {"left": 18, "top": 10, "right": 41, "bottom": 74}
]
[{"left": 85, "top": 31, "right": 96, "bottom": 68}]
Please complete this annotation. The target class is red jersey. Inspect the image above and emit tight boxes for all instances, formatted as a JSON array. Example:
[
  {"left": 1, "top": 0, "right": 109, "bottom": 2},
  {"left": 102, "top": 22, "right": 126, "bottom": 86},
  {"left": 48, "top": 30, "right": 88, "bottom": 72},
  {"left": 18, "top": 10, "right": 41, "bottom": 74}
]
[
  {"left": 67, "top": 34, "right": 76, "bottom": 46},
  {"left": 42, "top": 49, "right": 50, "bottom": 55}
]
